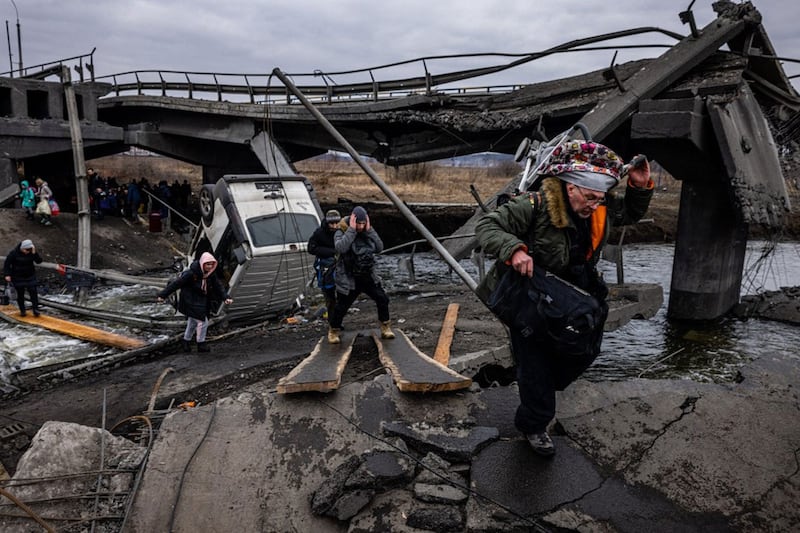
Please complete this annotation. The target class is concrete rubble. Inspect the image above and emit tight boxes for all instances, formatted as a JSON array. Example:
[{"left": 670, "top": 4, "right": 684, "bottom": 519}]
[
  {"left": 0, "top": 421, "right": 146, "bottom": 532},
  {"left": 734, "top": 287, "right": 800, "bottom": 325},
  {"left": 0, "top": 341, "right": 797, "bottom": 532}
]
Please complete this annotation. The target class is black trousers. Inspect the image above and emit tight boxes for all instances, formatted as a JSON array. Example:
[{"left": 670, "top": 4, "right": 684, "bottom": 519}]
[
  {"left": 329, "top": 275, "right": 390, "bottom": 329},
  {"left": 510, "top": 328, "right": 598, "bottom": 434},
  {"left": 322, "top": 287, "right": 337, "bottom": 316},
  {"left": 13, "top": 280, "right": 39, "bottom": 313}
]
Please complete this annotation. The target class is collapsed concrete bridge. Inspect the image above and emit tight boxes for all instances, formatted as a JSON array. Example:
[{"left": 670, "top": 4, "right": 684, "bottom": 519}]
[{"left": 0, "top": 0, "right": 796, "bottom": 321}]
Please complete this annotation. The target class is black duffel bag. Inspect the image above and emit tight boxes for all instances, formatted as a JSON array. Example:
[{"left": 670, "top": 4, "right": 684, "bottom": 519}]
[{"left": 487, "top": 265, "right": 608, "bottom": 357}]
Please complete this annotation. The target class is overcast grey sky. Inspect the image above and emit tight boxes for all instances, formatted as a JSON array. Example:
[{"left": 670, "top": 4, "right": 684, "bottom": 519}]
[{"left": 3, "top": 0, "right": 798, "bottom": 90}]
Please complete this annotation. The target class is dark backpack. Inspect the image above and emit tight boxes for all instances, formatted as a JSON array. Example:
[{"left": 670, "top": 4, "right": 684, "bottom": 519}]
[
  {"left": 487, "top": 265, "right": 608, "bottom": 358},
  {"left": 346, "top": 236, "right": 376, "bottom": 276}
]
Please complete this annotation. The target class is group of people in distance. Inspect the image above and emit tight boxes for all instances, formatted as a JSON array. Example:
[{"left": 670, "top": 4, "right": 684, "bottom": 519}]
[
  {"left": 86, "top": 168, "right": 192, "bottom": 223},
  {"left": 18, "top": 178, "right": 55, "bottom": 226}
]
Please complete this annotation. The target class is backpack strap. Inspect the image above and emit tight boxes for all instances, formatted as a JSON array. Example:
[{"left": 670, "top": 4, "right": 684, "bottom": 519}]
[
  {"left": 525, "top": 191, "right": 542, "bottom": 248},
  {"left": 527, "top": 191, "right": 542, "bottom": 211}
]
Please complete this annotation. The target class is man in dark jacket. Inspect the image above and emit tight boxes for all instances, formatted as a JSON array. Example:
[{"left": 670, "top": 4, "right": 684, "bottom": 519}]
[
  {"left": 157, "top": 252, "right": 232, "bottom": 353},
  {"left": 308, "top": 209, "right": 341, "bottom": 317},
  {"left": 126, "top": 179, "right": 142, "bottom": 222},
  {"left": 4, "top": 239, "right": 44, "bottom": 317},
  {"left": 327, "top": 206, "right": 394, "bottom": 344},
  {"left": 476, "top": 139, "right": 653, "bottom": 456}
]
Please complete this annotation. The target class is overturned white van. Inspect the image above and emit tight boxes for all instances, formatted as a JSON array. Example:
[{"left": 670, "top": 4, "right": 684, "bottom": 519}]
[{"left": 188, "top": 173, "right": 323, "bottom": 321}]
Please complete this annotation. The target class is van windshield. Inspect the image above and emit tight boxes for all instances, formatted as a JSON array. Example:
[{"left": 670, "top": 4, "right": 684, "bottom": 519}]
[{"left": 246, "top": 213, "right": 319, "bottom": 248}]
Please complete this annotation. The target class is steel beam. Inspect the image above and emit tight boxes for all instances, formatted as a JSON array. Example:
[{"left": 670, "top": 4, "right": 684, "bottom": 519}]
[{"left": 579, "top": 4, "right": 755, "bottom": 142}]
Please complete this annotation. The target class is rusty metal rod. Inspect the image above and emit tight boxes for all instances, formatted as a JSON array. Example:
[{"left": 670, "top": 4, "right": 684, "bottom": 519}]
[
  {"left": 90, "top": 388, "right": 108, "bottom": 533},
  {"left": 272, "top": 68, "right": 478, "bottom": 292},
  {"left": 0, "top": 487, "right": 56, "bottom": 532},
  {"left": 0, "top": 491, "right": 130, "bottom": 506}
]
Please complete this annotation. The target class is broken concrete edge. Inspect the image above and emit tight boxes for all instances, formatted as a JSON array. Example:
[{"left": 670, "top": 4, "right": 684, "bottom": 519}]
[
  {"left": 733, "top": 287, "right": 800, "bottom": 325},
  {"left": 449, "top": 345, "right": 512, "bottom": 377}
]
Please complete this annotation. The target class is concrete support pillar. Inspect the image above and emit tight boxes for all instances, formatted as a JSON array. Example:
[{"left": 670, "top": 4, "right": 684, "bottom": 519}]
[
  {"left": 0, "top": 157, "right": 19, "bottom": 205},
  {"left": 668, "top": 179, "right": 748, "bottom": 320},
  {"left": 633, "top": 96, "right": 752, "bottom": 321}
]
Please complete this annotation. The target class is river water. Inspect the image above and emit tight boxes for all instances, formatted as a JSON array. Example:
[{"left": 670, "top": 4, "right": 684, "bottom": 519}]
[
  {"left": 0, "top": 283, "right": 173, "bottom": 387},
  {"left": 2, "top": 241, "right": 799, "bottom": 387},
  {"left": 376, "top": 240, "right": 800, "bottom": 383}
]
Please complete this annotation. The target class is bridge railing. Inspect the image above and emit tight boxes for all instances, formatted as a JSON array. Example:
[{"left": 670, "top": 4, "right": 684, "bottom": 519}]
[
  {"left": 91, "top": 27, "right": 684, "bottom": 104},
  {"left": 0, "top": 49, "right": 96, "bottom": 81},
  {"left": 94, "top": 68, "right": 528, "bottom": 104}
]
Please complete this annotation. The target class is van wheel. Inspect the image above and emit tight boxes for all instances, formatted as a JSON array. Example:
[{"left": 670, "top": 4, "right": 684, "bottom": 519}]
[{"left": 199, "top": 185, "right": 215, "bottom": 225}]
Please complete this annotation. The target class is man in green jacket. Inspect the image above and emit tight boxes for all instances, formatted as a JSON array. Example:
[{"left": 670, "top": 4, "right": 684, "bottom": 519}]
[{"left": 475, "top": 139, "right": 653, "bottom": 456}]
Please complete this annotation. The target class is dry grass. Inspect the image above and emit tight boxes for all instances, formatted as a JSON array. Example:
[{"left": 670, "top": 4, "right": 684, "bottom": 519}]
[
  {"left": 89, "top": 154, "right": 202, "bottom": 187},
  {"left": 89, "top": 154, "right": 523, "bottom": 204},
  {"left": 88, "top": 153, "right": 685, "bottom": 206},
  {"left": 295, "top": 159, "right": 518, "bottom": 204}
]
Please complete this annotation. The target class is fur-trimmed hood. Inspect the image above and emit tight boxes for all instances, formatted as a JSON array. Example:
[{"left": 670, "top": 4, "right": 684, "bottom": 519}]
[{"left": 540, "top": 177, "right": 570, "bottom": 229}]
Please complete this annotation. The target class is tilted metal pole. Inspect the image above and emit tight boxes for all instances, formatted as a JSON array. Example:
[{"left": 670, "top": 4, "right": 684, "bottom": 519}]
[
  {"left": 5, "top": 20, "right": 12, "bottom": 76},
  {"left": 272, "top": 68, "right": 478, "bottom": 292},
  {"left": 9, "top": 0, "right": 20, "bottom": 75},
  {"left": 61, "top": 65, "right": 92, "bottom": 304}
]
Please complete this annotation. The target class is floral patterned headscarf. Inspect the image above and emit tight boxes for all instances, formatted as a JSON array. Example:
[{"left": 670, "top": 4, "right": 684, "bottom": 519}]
[{"left": 540, "top": 140, "right": 623, "bottom": 192}]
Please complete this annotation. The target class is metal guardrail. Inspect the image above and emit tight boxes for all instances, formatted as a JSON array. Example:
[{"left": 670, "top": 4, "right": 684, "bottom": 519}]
[
  {"left": 0, "top": 48, "right": 96, "bottom": 81},
  {"left": 91, "top": 27, "right": 685, "bottom": 104},
  {"left": 140, "top": 188, "right": 198, "bottom": 232}
]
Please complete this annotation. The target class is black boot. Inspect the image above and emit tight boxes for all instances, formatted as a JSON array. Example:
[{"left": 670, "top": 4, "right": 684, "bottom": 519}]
[
  {"left": 181, "top": 339, "right": 192, "bottom": 352},
  {"left": 197, "top": 342, "right": 210, "bottom": 353}
]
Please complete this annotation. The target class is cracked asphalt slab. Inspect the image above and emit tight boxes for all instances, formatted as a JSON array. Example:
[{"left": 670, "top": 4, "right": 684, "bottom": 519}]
[
  {"left": 116, "top": 345, "right": 799, "bottom": 532},
  {"left": 550, "top": 353, "right": 800, "bottom": 531}
]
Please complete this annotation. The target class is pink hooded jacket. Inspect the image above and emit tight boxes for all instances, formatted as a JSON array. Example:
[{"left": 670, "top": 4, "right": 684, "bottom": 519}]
[
  {"left": 157, "top": 252, "right": 229, "bottom": 320},
  {"left": 199, "top": 252, "right": 217, "bottom": 292}
]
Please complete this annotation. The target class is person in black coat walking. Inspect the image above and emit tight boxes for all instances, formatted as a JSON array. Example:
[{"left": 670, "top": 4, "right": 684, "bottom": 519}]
[
  {"left": 157, "top": 252, "right": 232, "bottom": 353},
  {"left": 307, "top": 209, "right": 341, "bottom": 317},
  {"left": 3, "top": 239, "right": 44, "bottom": 317}
]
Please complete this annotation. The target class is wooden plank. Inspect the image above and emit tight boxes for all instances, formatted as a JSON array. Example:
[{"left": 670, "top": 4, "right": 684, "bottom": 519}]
[
  {"left": 0, "top": 305, "right": 147, "bottom": 350},
  {"left": 433, "top": 303, "right": 460, "bottom": 366},
  {"left": 373, "top": 329, "right": 471, "bottom": 393},
  {"left": 276, "top": 332, "right": 357, "bottom": 394}
]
